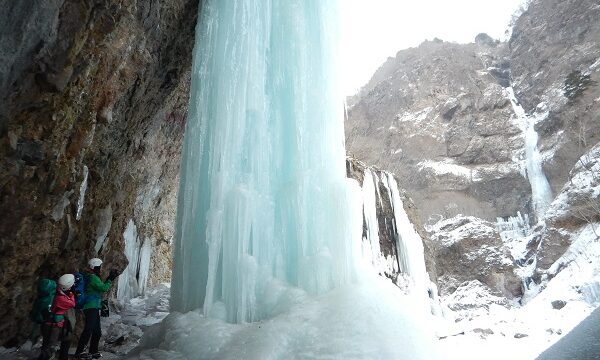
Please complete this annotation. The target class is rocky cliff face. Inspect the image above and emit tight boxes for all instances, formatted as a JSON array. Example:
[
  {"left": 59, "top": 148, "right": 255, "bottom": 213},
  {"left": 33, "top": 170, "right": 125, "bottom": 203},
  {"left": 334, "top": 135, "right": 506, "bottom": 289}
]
[
  {"left": 509, "top": 0, "right": 600, "bottom": 196},
  {"left": 536, "top": 144, "right": 600, "bottom": 271},
  {"left": 346, "top": 0, "right": 600, "bottom": 227},
  {"left": 0, "top": 0, "right": 198, "bottom": 346},
  {"left": 346, "top": 0, "right": 600, "bottom": 308},
  {"left": 428, "top": 216, "right": 522, "bottom": 299},
  {"left": 346, "top": 39, "right": 531, "bottom": 223}
]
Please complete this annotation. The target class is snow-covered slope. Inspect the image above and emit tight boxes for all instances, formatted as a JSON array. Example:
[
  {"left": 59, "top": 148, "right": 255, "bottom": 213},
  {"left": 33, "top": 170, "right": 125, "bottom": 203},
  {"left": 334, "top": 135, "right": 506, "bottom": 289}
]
[{"left": 437, "top": 223, "right": 599, "bottom": 360}]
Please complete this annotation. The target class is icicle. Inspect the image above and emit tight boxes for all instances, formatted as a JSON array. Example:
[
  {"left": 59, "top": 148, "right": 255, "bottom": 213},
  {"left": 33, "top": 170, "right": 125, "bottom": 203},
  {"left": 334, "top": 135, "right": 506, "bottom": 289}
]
[
  {"left": 496, "top": 211, "right": 531, "bottom": 241},
  {"left": 117, "top": 219, "right": 141, "bottom": 301},
  {"left": 138, "top": 237, "right": 153, "bottom": 296},
  {"left": 116, "top": 222, "right": 152, "bottom": 300},
  {"left": 361, "top": 169, "right": 383, "bottom": 270},
  {"left": 76, "top": 165, "right": 88, "bottom": 221}
]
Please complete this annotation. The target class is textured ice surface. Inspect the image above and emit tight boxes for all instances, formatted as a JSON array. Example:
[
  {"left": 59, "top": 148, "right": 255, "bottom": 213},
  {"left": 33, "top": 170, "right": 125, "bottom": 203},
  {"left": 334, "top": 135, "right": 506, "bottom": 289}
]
[
  {"left": 136, "top": 275, "right": 440, "bottom": 360},
  {"left": 172, "top": 0, "right": 361, "bottom": 322},
  {"left": 118, "top": 220, "right": 140, "bottom": 301},
  {"left": 138, "top": 237, "right": 152, "bottom": 296},
  {"left": 117, "top": 219, "right": 152, "bottom": 301},
  {"left": 496, "top": 211, "right": 532, "bottom": 260},
  {"left": 385, "top": 173, "right": 431, "bottom": 307},
  {"left": 361, "top": 169, "right": 382, "bottom": 268},
  {"left": 505, "top": 87, "right": 553, "bottom": 221}
]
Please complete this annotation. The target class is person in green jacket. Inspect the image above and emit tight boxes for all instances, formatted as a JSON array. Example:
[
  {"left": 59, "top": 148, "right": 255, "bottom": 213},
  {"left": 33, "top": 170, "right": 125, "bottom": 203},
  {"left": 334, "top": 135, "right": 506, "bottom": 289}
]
[
  {"left": 74, "top": 258, "right": 118, "bottom": 359},
  {"left": 28, "top": 278, "right": 57, "bottom": 348}
]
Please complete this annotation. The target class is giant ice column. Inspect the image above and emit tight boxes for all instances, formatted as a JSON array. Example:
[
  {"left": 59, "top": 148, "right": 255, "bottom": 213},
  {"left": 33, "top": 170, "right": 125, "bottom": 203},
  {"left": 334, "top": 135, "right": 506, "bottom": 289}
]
[
  {"left": 506, "top": 87, "right": 553, "bottom": 220},
  {"left": 171, "top": 0, "right": 360, "bottom": 323}
]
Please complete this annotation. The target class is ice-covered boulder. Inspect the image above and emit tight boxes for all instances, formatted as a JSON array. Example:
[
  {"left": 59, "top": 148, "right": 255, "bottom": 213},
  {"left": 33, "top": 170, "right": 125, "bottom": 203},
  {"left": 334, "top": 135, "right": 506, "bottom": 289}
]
[
  {"left": 428, "top": 215, "right": 522, "bottom": 298},
  {"left": 444, "top": 280, "right": 512, "bottom": 321},
  {"left": 537, "top": 143, "right": 600, "bottom": 270}
]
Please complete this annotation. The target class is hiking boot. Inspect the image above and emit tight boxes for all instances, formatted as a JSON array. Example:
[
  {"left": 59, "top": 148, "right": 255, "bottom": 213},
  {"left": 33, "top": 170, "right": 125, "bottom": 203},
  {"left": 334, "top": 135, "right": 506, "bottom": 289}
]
[
  {"left": 90, "top": 353, "right": 102, "bottom": 359},
  {"left": 71, "top": 353, "right": 92, "bottom": 359}
]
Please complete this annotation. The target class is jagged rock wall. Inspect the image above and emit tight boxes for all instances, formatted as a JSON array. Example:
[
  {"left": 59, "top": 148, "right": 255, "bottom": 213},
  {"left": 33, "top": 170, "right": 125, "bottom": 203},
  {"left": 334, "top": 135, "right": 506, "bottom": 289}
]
[
  {"left": 346, "top": 39, "right": 532, "bottom": 224},
  {"left": 428, "top": 216, "right": 522, "bottom": 299},
  {"left": 509, "top": 0, "right": 600, "bottom": 196},
  {"left": 536, "top": 144, "right": 600, "bottom": 271},
  {"left": 0, "top": 0, "right": 199, "bottom": 346},
  {"left": 346, "top": 0, "right": 600, "bottom": 228}
]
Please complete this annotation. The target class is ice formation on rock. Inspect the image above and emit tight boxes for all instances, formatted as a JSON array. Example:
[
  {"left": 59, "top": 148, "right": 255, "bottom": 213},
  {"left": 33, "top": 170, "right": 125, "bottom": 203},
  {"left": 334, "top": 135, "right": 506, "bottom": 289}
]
[
  {"left": 359, "top": 168, "right": 433, "bottom": 308},
  {"left": 76, "top": 165, "right": 88, "bottom": 221},
  {"left": 117, "top": 219, "right": 152, "bottom": 301},
  {"left": 171, "top": 0, "right": 361, "bottom": 323},
  {"left": 505, "top": 87, "right": 553, "bottom": 221}
]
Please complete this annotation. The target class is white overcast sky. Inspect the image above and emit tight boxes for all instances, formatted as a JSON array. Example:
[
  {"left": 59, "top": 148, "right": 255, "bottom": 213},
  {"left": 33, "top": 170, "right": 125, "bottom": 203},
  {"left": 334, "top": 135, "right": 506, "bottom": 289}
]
[{"left": 339, "top": 0, "right": 527, "bottom": 95}]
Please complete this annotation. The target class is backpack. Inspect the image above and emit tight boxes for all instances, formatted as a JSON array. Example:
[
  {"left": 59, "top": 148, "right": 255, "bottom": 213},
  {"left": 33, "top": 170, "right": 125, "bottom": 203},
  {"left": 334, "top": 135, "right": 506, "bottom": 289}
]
[
  {"left": 30, "top": 278, "right": 56, "bottom": 323},
  {"left": 73, "top": 272, "right": 88, "bottom": 309}
]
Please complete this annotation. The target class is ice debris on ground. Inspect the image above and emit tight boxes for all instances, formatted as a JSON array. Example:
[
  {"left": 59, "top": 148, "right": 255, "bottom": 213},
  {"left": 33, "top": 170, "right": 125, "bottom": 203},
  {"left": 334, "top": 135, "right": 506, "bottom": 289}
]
[
  {"left": 132, "top": 274, "right": 440, "bottom": 360},
  {"left": 102, "top": 283, "right": 171, "bottom": 357}
]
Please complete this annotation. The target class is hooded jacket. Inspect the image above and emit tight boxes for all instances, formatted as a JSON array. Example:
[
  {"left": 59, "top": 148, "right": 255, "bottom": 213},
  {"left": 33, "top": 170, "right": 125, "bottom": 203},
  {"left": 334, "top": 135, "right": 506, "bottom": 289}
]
[
  {"left": 31, "top": 279, "right": 56, "bottom": 324},
  {"left": 48, "top": 289, "right": 76, "bottom": 327}
]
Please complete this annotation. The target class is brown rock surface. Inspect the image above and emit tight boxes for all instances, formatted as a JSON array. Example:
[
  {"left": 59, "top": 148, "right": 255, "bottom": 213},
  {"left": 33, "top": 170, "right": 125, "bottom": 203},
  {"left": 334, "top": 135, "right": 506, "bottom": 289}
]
[
  {"left": 536, "top": 144, "right": 600, "bottom": 271},
  {"left": 0, "top": 0, "right": 199, "bottom": 345}
]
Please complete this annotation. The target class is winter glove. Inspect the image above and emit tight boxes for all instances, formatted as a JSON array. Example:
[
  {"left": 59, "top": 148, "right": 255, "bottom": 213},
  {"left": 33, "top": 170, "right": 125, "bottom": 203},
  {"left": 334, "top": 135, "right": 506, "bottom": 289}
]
[{"left": 107, "top": 269, "right": 119, "bottom": 282}]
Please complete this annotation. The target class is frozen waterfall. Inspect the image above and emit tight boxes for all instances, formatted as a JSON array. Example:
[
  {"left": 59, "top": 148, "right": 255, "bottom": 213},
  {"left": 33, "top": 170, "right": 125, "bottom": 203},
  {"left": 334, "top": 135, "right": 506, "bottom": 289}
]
[
  {"left": 359, "top": 168, "right": 433, "bottom": 312},
  {"left": 171, "top": 0, "right": 360, "bottom": 323},
  {"left": 141, "top": 1, "right": 441, "bottom": 358},
  {"left": 506, "top": 87, "right": 553, "bottom": 221}
]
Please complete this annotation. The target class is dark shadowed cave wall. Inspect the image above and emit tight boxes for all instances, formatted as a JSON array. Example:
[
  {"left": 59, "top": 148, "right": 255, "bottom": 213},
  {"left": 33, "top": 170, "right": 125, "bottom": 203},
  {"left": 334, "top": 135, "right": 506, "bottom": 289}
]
[{"left": 0, "top": 0, "right": 199, "bottom": 345}]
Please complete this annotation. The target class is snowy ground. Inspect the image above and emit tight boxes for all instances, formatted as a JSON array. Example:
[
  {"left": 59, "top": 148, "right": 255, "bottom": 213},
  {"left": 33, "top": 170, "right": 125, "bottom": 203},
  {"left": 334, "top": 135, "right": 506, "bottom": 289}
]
[
  {"left": 437, "top": 223, "right": 600, "bottom": 360},
  {"left": 1, "top": 224, "right": 597, "bottom": 359},
  {"left": 0, "top": 284, "right": 170, "bottom": 360},
  {"left": 132, "top": 275, "right": 441, "bottom": 360}
]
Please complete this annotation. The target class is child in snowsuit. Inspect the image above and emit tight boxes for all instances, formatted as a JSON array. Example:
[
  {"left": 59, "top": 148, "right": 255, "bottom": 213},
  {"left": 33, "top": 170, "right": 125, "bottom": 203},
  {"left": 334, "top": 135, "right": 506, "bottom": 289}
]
[{"left": 39, "top": 274, "right": 76, "bottom": 360}]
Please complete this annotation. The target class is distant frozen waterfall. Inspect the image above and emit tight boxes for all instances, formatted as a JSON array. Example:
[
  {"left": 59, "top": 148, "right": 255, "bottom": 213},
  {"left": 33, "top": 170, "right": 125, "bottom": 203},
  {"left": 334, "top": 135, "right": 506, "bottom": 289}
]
[
  {"left": 357, "top": 165, "right": 433, "bottom": 312},
  {"left": 506, "top": 87, "right": 553, "bottom": 221},
  {"left": 171, "top": 1, "right": 360, "bottom": 322}
]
